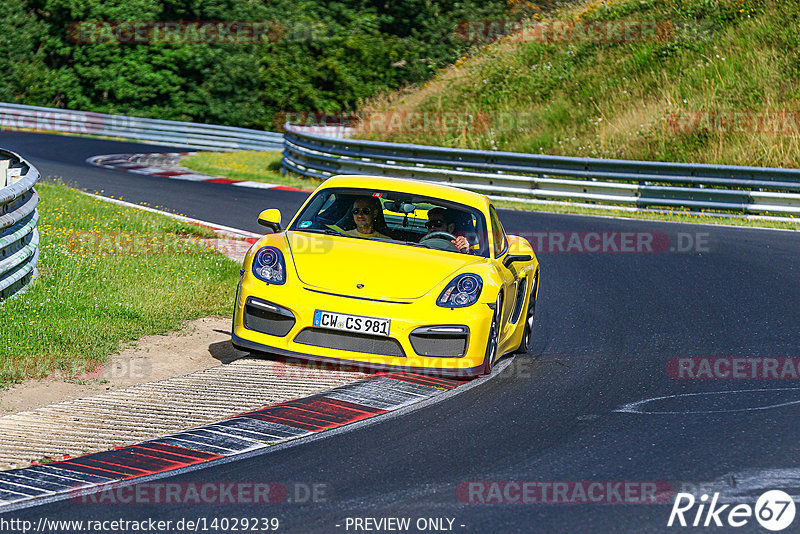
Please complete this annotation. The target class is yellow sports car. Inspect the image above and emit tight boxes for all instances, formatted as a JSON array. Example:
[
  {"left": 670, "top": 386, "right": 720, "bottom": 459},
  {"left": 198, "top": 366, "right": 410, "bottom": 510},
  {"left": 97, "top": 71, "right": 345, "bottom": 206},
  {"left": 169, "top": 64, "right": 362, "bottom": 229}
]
[{"left": 231, "top": 175, "right": 539, "bottom": 377}]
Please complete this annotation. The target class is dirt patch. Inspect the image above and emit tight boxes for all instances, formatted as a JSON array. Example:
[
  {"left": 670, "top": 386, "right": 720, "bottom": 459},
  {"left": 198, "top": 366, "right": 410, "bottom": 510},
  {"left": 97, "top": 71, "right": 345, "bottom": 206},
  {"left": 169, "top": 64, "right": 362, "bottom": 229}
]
[{"left": 0, "top": 316, "right": 247, "bottom": 416}]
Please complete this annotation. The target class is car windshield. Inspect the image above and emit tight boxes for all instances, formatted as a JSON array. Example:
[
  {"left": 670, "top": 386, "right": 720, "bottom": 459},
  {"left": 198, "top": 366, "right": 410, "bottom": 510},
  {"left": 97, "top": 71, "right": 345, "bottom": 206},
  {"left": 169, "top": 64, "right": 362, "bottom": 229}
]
[{"left": 288, "top": 187, "right": 490, "bottom": 257}]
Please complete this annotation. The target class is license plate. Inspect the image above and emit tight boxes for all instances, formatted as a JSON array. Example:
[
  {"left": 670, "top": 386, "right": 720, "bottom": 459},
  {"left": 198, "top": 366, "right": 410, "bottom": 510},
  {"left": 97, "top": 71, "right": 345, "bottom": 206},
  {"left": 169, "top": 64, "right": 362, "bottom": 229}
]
[{"left": 313, "top": 310, "right": 391, "bottom": 337}]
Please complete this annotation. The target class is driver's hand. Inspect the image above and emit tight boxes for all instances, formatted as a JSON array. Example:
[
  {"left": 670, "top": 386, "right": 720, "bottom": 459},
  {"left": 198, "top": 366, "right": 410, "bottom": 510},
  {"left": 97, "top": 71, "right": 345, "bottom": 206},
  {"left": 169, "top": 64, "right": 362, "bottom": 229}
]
[{"left": 452, "top": 235, "right": 470, "bottom": 253}]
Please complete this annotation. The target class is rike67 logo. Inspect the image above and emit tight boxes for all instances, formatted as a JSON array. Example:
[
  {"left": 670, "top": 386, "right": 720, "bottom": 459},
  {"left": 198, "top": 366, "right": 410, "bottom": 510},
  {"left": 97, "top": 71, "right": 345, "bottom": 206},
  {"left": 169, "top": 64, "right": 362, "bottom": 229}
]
[{"left": 668, "top": 490, "right": 796, "bottom": 531}]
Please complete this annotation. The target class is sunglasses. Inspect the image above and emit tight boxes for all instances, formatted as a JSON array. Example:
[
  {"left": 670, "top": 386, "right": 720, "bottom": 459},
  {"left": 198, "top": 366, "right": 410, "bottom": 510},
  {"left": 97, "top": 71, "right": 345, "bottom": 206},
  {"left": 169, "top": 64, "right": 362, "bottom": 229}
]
[
  {"left": 426, "top": 219, "right": 446, "bottom": 228},
  {"left": 352, "top": 207, "right": 373, "bottom": 216}
]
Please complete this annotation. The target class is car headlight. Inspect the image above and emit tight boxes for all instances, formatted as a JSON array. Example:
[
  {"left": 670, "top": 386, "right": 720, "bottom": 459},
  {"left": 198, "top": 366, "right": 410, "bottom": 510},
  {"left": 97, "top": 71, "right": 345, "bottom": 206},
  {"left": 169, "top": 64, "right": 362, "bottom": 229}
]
[
  {"left": 252, "top": 246, "right": 286, "bottom": 285},
  {"left": 437, "top": 273, "right": 482, "bottom": 308}
]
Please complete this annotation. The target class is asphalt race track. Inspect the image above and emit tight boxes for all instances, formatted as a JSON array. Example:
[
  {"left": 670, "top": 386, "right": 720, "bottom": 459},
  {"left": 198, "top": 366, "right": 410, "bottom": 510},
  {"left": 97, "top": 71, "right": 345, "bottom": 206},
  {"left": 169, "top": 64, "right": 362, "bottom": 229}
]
[
  {"left": 1, "top": 131, "right": 307, "bottom": 233},
  {"left": 2, "top": 130, "right": 800, "bottom": 532}
]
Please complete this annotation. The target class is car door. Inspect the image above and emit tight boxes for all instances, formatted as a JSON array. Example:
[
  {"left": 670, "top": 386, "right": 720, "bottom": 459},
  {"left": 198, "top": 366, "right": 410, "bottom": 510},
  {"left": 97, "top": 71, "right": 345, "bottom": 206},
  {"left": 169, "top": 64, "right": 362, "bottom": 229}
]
[{"left": 489, "top": 205, "right": 518, "bottom": 350}]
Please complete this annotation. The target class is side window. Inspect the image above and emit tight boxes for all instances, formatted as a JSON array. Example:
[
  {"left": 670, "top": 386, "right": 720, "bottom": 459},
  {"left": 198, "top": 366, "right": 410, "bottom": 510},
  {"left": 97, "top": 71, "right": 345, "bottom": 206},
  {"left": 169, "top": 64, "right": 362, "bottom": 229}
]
[
  {"left": 489, "top": 205, "right": 508, "bottom": 258},
  {"left": 319, "top": 194, "right": 336, "bottom": 212}
]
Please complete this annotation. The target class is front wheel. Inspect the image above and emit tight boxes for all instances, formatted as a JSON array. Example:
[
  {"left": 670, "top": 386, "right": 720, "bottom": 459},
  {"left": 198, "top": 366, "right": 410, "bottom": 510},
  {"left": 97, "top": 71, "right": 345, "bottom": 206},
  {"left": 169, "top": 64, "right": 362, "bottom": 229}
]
[{"left": 481, "top": 294, "right": 503, "bottom": 375}]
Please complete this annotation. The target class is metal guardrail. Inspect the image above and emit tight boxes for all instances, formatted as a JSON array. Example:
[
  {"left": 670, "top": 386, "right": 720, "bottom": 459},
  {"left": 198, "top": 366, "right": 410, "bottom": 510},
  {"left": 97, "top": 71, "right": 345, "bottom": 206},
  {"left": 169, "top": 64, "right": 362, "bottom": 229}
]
[
  {"left": 0, "top": 149, "right": 39, "bottom": 300},
  {"left": 0, "top": 102, "right": 284, "bottom": 152},
  {"left": 282, "top": 128, "right": 800, "bottom": 215}
]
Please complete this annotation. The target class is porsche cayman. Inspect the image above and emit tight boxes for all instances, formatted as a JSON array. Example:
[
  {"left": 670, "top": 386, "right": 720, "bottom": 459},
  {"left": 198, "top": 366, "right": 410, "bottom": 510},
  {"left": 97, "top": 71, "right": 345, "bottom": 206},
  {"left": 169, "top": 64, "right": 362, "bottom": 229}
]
[{"left": 231, "top": 175, "right": 539, "bottom": 377}]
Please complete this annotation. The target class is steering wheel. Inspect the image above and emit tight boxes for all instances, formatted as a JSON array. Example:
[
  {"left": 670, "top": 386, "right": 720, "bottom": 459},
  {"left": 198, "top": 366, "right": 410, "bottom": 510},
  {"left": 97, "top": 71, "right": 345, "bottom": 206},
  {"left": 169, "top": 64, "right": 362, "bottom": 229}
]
[{"left": 420, "top": 231, "right": 459, "bottom": 252}]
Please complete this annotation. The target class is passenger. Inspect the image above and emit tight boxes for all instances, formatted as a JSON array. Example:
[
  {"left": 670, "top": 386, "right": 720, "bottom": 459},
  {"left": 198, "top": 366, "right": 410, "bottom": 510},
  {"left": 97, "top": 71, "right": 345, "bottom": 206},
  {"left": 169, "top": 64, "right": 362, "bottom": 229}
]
[
  {"left": 425, "top": 207, "right": 470, "bottom": 253},
  {"left": 346, "top": 197, "right": 391, "bottom": 239}
]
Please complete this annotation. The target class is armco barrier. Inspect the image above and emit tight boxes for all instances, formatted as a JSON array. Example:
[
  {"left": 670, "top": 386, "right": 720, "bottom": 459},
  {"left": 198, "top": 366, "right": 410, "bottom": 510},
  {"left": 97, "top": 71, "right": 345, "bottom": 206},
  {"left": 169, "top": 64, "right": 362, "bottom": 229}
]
[
  {"left": 0, "top": 102, "right": 284, "bottom": 151},
  {"left": 282, "top": 127, "right": 800, "bottom": 215},
  {"left": 0, "top": 149, "right": 39, "bottom": 300}
]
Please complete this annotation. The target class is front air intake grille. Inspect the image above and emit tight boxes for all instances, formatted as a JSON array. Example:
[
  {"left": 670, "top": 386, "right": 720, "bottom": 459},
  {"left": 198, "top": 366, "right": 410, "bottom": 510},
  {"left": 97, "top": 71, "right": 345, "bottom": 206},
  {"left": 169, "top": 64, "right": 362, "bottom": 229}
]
[
  {"left": 294, "top": 328, "right": 405, "bottom": 357},
  {"left": 409, "top": 326, "right": 470, "bottom": 358},
  {"left": 409, "top": 335, "right": 468, "bottom": 358},
  {"left": 243, "top": 299, "right": 295, "bottom": 337}
]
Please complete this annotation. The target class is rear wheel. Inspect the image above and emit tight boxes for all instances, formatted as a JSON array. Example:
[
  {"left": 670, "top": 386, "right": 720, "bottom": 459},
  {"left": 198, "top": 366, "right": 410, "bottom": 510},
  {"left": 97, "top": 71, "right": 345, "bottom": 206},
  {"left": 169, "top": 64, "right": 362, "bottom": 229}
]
[
  {"left": 514, "top": 272, "right": 538, "bottom": 354},
  {"left": 481, "top": 294, "right": 503, "bottom": 375}
]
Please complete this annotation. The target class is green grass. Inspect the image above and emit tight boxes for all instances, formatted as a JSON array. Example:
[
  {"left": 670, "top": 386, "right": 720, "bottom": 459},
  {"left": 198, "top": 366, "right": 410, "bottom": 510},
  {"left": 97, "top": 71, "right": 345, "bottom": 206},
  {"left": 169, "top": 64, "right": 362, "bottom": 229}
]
[
  {"left": 358, "top": 0, "right": 800, "bottom": 168},
  {"left": 181, "top": 151, "right": 323, "bottom": 190},
  {"left": 335, "top": 0, "right": 800, "bottom": 229},
  {"left": 0, "top": 181, "right": 241, "bottom": 388}
]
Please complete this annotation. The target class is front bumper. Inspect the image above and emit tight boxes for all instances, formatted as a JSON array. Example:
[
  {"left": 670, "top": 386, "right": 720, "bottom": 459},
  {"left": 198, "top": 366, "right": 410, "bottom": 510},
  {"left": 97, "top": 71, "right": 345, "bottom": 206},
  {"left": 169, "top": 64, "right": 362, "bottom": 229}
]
[
  {"left": 232, "top": 278, "right": 493, "bottom": 377},
  {"left": 231, "top": 333, "right": 484, "bottom": 377}
]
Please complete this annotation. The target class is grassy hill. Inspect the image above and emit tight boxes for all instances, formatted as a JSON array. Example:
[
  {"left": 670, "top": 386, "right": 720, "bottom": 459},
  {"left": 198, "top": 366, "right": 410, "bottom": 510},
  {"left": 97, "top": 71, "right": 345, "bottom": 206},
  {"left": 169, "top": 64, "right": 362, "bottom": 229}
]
[{"left": 356, "top": 0, "right": 800, "bottom": 168}]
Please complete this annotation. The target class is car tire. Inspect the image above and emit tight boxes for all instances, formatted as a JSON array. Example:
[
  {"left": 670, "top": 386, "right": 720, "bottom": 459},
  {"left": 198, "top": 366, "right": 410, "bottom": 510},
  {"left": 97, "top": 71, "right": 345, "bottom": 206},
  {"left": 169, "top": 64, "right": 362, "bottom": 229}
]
[
  {"left": 513, "top": 272, "right": 538, "bottom": 355},
  {"left": 481, "top": 293, "right": 503, "bottom": 375}
]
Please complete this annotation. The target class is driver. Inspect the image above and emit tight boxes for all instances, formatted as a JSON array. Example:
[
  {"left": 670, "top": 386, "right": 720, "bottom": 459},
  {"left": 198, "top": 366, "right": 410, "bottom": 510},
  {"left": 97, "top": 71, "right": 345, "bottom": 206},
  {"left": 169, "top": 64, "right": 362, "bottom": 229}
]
[
  {"left": 425, "top": 207, "right": 470, "bottom": 253},
  {"left": 346, "top": 197, "right": 391, "bottom": 239}
]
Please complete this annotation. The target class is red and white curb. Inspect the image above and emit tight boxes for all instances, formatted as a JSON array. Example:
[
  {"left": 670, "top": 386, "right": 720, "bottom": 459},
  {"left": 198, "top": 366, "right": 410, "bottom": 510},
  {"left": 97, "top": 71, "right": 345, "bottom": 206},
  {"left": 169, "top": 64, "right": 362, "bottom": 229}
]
[
  {"left": 0, "top": 373, "right": 465, "bottom": 508},
  {"left": 87, "top": 152, "right": 312, "bottom": 193}
]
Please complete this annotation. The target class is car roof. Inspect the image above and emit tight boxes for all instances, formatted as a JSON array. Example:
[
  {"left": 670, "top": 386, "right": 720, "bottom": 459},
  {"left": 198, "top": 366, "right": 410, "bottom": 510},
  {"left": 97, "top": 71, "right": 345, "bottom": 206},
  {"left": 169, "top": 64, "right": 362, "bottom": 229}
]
[{"left": 317, "top": 175, "right": 491, "bottom": 210}]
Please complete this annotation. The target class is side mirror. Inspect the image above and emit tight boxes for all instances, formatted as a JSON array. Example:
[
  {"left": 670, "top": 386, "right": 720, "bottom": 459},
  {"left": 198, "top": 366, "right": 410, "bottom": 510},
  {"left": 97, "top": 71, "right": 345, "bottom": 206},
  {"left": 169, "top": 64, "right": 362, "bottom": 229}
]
[
  {"left": 503, "top": 254, "right": 532, "bottom": 268},
  {"left": 258, "top": 209, "right": 282, "bottom": 233}
]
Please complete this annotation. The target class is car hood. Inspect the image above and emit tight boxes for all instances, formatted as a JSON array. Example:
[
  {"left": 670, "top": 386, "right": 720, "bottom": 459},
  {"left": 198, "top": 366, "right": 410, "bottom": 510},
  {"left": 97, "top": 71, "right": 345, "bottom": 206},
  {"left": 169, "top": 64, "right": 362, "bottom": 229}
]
[{"left": 286, "top": 231, "right": 483, "bottom": 300}]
